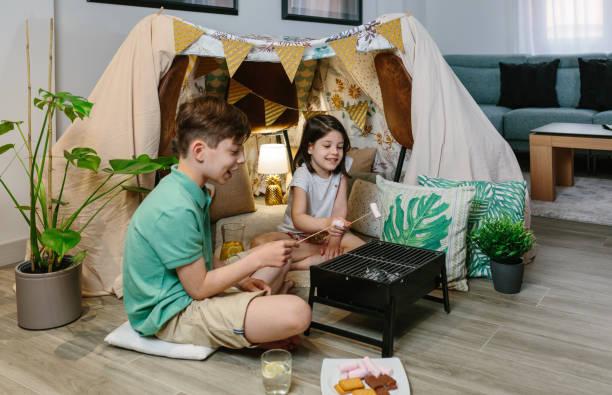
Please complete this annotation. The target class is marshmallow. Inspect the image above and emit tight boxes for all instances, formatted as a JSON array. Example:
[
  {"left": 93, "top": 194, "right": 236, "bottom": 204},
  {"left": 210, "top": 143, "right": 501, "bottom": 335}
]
[
  {"left": 369, "top": 202, "right": 381, "bottom": 218},
  {"left": 339, "top": 362, "right": 359, "bottom": 373},
  {"left": 347, "top": 368, "right": 368, "bottom": 378},
  {"left": 363, "top": 357, "right": 381, "bottom": 377}
]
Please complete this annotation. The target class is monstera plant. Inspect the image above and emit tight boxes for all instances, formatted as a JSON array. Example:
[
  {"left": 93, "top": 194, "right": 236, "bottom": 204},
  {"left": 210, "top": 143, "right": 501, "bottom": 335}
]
[{"left": 0, "top": 89, "right": 175, "bottom": 329}]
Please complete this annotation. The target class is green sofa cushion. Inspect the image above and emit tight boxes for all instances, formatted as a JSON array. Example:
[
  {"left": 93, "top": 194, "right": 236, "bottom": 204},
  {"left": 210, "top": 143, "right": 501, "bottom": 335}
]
[
  {"left": 480, "top": 105, "right": 511, "bottom": 135},
  {"left": 504, "top": 108, "right": 596, "bottom": 140}
]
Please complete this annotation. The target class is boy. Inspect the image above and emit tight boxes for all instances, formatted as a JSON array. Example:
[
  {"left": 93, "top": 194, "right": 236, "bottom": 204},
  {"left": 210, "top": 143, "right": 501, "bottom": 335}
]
[{"left": 123, "top": 97, "right": 311, "bottom": 349}]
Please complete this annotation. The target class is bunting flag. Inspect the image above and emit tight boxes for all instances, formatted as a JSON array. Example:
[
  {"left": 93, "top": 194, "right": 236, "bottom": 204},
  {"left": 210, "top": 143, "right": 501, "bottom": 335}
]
[
  {"left": 264, "top": 99, "right": 287, "bottom": 126},
  {"left": 295, "top": 60, "right": 318, "bottom": 110},
  {"left": 328, "top": 35, "right": 359, "bottom": 71},
  {"left": 227, "top": 79, "right": 251, "bottom": 104},
  {"left": 345, "top": 101, "right": 368, "bottom": 130},
  {"left": 173, "top": 19, "right": 203, "bottom": 53},
  {"left": 375, "top": 18, "right": 405, "bottom": 53},
  {"left": 222, "top": 39, "right": 253, "bottom": 77},
  {"left": 275, "top": 45, "right": 306, "bottom": 82},
  {"left": 302, "top": 110, "right": 326, "bottom": 120}
]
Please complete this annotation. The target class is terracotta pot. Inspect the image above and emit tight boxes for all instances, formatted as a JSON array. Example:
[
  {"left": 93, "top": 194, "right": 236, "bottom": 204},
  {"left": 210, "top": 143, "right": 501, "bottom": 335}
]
[{"left": 15, "top": 259, "right": 82, "bottom": 330}]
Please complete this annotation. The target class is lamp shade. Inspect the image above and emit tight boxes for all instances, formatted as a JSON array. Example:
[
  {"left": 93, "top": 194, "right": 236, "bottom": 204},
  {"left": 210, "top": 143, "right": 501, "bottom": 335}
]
[{"left": 257, "top": 144, "right": 289, "bottom": 175}]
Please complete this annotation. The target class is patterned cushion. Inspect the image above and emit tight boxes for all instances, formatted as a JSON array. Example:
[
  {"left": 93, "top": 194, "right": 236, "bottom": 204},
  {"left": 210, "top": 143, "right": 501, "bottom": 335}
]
[
  {"left": 418, "top": 176, "right": 527, "bottom": 278},
  {"left": 347, "top": 179, "right": 381, "bottom": 238},
  {"left": 376, "top": 176, "right": 475, "bottom": 291}
]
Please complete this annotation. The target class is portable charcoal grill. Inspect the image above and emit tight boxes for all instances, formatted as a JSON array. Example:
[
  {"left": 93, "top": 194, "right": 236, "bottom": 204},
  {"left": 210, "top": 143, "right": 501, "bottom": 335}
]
[{"left": 306, "top": 240, "right": 450, "bottom": 357}]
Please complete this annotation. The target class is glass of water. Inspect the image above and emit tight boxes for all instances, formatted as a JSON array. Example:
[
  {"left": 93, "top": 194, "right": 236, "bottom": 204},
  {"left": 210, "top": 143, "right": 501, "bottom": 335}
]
[{"left": 261, "top": 349, "right": 292, "bottom": 395}]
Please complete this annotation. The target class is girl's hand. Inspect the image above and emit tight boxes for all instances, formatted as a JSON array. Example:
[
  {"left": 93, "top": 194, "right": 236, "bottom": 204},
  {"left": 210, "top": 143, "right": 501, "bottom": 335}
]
[
  {"left": 321, "top": 235, "right": 344, "bottom": 260},
  {"left": 327, "top": 217, "right": 350, "bottom": 237}
]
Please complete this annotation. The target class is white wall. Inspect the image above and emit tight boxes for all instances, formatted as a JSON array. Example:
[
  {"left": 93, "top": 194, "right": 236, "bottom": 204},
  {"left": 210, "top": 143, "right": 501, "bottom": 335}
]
[
  {"left": 0, "top": 0, "right": 54, "bottom": 265},
  {"left": 423, "top": 0, "right": 519, "bottom": 54}
]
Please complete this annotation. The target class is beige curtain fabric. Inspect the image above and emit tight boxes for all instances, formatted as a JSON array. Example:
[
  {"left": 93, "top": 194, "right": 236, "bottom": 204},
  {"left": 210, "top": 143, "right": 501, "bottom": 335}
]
[
  {"left": 396, "top": 15, "right": 524, "bottom": 185},
  {"left": 394, "top": 14, "right": 530, "bottom": 226},
  {"left": 50, "top": 14, "right": 176, "bottom": 296}
]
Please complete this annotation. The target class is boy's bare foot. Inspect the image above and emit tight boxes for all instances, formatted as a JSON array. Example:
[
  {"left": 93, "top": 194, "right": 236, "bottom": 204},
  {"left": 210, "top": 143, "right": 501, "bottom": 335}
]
[
  {"left": 257, "top": 335, "right": 301, "bottom": 351},
  {"left": 278, "top": 280, "right": 294, "bottom": 294}
]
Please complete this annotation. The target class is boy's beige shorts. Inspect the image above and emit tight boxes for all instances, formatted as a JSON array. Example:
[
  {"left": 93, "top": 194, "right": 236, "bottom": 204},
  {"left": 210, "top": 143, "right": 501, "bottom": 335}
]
[{"left": 156, "top": 288, "right": 266, "bottom": 349}]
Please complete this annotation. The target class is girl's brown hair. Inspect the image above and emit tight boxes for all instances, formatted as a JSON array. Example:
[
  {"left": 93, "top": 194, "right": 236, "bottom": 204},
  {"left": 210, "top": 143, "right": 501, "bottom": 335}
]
[{"left": 293, "top": 114, "right": 351, "bottom": 175}]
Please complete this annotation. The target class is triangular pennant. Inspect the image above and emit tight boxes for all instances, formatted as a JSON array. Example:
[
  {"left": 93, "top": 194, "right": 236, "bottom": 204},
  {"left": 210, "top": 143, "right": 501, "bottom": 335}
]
[
  {"left": 328, "top": 35, "right": 358, "bottom": 71},
  {"left": 275, "top": 45, "right": 306, "bottom": 82},
  {"left": 222, "top": 39, "right": 253, "bottom": 77},
  {"left": 264, "top": 99, "right": 287, "bottom": 126},
  {"left": 302, "top": 110, "right": 325, "bottom": 120},
  {"left": 295, "top": 60, "right": 318, "bottom": 110},
  {"left": 173, "top": 19, "right": 203, "bottom": 53},
  {"left": 375, "top": 18, "right": 405, "bottom": 53},
  {"left": 227, "top": 79, "right": 251, "bottom": 104},
  {"left": 345, "top": 101, "right": 368, "bottom": 131}
]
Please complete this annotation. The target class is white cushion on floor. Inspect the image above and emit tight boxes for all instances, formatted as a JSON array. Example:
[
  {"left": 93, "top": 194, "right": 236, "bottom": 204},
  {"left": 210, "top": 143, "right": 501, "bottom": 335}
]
[{"left": 104, "top": 321, "right": 217, "bottom": 360}]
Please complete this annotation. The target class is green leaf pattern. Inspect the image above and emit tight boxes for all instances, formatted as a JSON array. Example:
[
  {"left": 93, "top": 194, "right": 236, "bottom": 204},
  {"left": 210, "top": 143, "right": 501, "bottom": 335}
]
[
  {"left": 377, "top": 176, "right": 475, "bottom": 291},
  {"left": 418, "top": 176, "right": 526, "bottom": 278},
  {"left": 383, "top": 194, "right": 451, "bottom": 251}
]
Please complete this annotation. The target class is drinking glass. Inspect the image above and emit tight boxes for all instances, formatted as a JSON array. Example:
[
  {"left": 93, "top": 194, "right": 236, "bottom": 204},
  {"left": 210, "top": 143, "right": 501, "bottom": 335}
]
[
  {"left": 261, "top": 349, "right": 292, "bottom": 395},
  {"left": 220, "top": 223, "right": 245, "bottom": 261}
]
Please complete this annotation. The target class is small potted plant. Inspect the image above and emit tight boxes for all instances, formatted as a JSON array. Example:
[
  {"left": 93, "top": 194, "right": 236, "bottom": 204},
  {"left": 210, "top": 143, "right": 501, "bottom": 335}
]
[
  {"left": 471, "top": 217, "right": 535, "bottom": 294},
  {"left": 0, "top": 89, "right": 175, "bottom": 329}
]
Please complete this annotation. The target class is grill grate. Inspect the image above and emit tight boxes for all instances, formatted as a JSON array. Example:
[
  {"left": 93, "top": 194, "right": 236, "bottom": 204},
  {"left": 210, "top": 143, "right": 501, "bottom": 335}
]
[{"left": 318, "top": 240, "right": 444, "bottom": 285}]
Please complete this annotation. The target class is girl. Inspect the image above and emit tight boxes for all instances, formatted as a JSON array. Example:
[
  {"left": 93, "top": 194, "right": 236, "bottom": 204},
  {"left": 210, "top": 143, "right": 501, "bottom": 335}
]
[{"left": 251, "top": 115, "right": 365, "bottom": 270}]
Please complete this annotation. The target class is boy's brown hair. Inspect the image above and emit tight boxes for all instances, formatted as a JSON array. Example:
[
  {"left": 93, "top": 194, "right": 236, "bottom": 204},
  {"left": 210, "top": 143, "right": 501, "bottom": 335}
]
[{"left": 173, "top": 96, "right": 251, "bottom": 157}]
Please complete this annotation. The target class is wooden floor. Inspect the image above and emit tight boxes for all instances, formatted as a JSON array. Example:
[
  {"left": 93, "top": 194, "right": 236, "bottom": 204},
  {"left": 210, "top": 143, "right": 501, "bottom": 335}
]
[{"left": 1, "top": 216, "right": 611, "bottom": 394}]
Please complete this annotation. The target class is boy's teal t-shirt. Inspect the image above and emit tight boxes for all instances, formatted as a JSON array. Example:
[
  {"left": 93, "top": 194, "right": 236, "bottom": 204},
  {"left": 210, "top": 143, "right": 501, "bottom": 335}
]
[{"left": 123, "top": 165, "right": 213, "bottom": 336}]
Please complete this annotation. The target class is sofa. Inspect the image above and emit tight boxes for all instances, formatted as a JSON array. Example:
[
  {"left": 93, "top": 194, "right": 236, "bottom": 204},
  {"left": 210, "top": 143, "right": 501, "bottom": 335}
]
[{"left": 444, "top": 54, "right": 612, "bottom": 152}]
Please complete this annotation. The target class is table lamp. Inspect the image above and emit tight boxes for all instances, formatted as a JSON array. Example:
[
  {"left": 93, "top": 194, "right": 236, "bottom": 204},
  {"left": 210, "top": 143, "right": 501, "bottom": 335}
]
[{"left": 257, "top": 144, "right": 289, "bottom": 205}]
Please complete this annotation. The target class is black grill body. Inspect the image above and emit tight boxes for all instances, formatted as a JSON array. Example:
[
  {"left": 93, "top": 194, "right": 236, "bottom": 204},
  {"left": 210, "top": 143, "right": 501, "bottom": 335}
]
[{"left": 306, "top": 240, "right": 450, "bottom": 357}]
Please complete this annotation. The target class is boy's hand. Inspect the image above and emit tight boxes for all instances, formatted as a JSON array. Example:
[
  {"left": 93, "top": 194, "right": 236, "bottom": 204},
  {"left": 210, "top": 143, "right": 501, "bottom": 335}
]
[
  {"left": 237, "top": 277, "right": 271, "bottom": 295},
  {"left": 250, "top": 239, "right": 297, "bottom": 269},
  {"left": 321, "top": 235, "right": 344, "bottom": 260},
  {"left": 327, "top": 217, "right": 350, "bottom": 237}
]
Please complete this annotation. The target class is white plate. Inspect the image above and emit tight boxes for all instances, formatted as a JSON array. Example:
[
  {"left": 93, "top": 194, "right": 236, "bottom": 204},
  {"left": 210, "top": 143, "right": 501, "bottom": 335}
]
[{"left": 320, "top": 357, "right": 410, "bottom": 395}]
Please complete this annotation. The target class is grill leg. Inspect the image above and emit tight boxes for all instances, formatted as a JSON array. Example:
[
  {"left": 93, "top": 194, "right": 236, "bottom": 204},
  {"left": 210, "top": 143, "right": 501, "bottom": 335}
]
[
  {"left": 382, "top": 297, "right": 396, "bottom": 357},
  {"left": 305, "top": 285, "right": 315, "bottom": 336},
  {"left": 441, "top": 262, "right": 451, "bottom": 314}
]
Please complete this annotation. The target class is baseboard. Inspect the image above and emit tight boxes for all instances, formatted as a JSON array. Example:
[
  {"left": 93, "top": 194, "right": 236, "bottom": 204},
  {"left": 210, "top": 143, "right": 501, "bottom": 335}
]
[{"left": 0, "top": 238, "right": 27, "bottom": 267}]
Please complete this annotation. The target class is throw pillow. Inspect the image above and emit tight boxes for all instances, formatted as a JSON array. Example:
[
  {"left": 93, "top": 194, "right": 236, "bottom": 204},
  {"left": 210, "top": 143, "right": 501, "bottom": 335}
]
[
  {"left": 418, "top": 175, "right": 527, "bottom": 279},
  {"left": 376, "top": 176, "right": 475, "bottom": 291},
  {"left": 209, "top": 163, "right": 256, "bottom": 222},
  {"left": 105, "top": 322, "right": 217, "bottom": 360},
  {"left": 577, "top": 58, "right": 612, "bottom": 111},
  {"left": 498, "top": 59, "right": 560, "bottom": 109},
  {"left": 347, "top": 147, "right": 377, "bottom": 174},
  {"left": 347, "top": 179, "right": 381, "bottom": 238}
]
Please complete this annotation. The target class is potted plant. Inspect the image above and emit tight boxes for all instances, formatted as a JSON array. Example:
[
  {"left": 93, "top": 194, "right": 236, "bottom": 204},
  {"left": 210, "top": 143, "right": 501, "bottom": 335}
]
[
  {"left": 0, "top": 89, "right": 175, "bottom": 329},
  {"left": 470, "top": 217, "right": 535, "bottom": 294}
]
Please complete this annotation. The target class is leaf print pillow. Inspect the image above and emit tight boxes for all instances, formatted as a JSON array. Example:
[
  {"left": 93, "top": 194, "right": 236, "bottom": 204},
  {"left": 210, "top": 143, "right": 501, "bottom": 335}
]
[
  {"left": 377, "top": 176, "right": 475, "bottom": 291},
  {"left": 417, "top": 175, "right": 527, "bottom": 279}
]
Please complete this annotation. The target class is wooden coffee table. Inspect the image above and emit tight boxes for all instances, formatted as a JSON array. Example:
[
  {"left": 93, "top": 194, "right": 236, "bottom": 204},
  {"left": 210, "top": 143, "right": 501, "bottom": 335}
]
[{"left": 529, "top": 122, "right": 612, "bottom": 201}]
